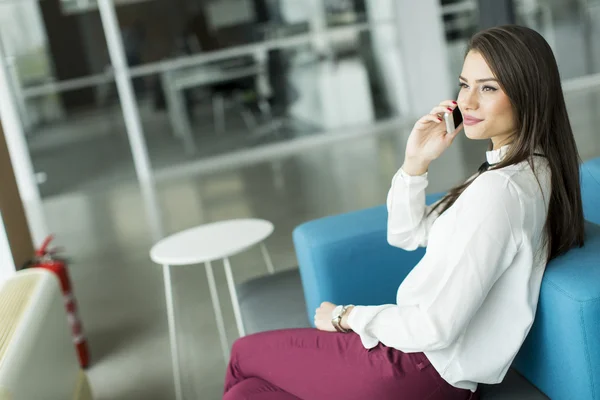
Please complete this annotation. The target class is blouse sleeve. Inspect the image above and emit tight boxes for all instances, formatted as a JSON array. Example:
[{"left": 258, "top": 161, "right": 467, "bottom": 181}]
[{"left": 386, "top": 168, "right": 442, "bottom": 250}]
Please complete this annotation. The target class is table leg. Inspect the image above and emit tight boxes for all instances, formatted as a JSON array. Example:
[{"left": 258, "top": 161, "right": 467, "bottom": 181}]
[
  {"left": 161, "top": 71, "right": 196, "bottom": 153},
  {"left": 260, "top": 242, "right": 275, "bottom": 275},
  {"left": 213, "top": 94, "right": 226, "bottom": 134},
  {"left": 204, "top": 261, "right": 229, "bottom": 361},
  {"left": 162, "top": 264, "right": 184, "bottom": 400},
  {"left": 223, "top": 257, "right": 246, "bottom": 337}
]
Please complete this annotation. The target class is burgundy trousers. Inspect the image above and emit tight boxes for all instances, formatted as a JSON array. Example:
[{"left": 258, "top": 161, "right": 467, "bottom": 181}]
[{"left": 223, "top": 328, "right": 479, "bottom": 400}]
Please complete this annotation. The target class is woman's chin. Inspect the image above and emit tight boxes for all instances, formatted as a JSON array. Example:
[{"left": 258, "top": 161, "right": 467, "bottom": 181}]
[{"left": 463, "top": 126, "right": 485, "bottom": 140}]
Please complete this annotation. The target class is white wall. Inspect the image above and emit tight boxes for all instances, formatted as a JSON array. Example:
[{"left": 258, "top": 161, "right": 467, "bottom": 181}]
[
  {"left": 279, "top": 0, "right": 310, "bottom": 23},
  {"left": 0, "top": 39, "right": 49, "bottom": 247},
  {"left": 0, "top": 1, "right": 47, "bottom": 58},
  {"left": 0, "top": 212, "right": 16, "bottom": 285},
  {"left": 205, "top": 0, "right": 256, "bottom": 30},
  {"left": 367, "top": 0, "right": 453, "bottom": 119},
  {"left": 366, "top": 0, "right": 409, "bottom": 117}
]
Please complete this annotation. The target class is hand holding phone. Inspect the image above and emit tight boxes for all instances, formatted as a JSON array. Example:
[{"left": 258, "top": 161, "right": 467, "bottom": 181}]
[
  {"left": 405, "top": 100, "right": 462, "bottom": 170},
  {"left": 444, "top": 106, "right": 463, "bottom": 135}
]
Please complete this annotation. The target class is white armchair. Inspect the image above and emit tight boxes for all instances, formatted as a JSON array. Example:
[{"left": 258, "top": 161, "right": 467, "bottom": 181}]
[{"left": 0, "top": 269, "right": 93, "bottom": 400}]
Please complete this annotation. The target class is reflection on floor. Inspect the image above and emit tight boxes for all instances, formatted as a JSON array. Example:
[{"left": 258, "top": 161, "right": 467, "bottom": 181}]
[{"left": 40, "top": 84, "right": 600, "bottom": 399}]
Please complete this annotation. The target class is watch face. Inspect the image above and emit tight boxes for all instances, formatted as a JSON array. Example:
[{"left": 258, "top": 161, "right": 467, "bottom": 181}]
[{"left": 332, "top": 305, "right": 343, "bottom": 320}]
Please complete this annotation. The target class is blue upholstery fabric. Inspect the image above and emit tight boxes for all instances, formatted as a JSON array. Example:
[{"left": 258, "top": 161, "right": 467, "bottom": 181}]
[
  {"left": 512, "top": 221, "right": 600, "bottom": 400},
  {"left": 582, "top": 157, "right": 600, "bottom": 225}
]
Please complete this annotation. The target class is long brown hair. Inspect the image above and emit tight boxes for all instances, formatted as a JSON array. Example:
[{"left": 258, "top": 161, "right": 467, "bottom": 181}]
[{"left": 429, "top": 25, "right": 584, "bottom": 262}]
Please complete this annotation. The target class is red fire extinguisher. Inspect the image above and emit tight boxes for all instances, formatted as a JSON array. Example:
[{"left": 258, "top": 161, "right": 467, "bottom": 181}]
[{"left": 27, "top": 235, "right": 90, "bottom": 369}]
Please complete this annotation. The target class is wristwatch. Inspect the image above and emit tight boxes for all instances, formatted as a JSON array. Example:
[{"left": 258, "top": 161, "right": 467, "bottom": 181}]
[{"left": 331, "top": 305, "right": 353, "bottom": 333}]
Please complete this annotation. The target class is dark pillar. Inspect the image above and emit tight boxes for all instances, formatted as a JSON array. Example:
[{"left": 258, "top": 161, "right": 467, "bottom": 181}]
[
  {"left": 39, "top": 0, "right": 95, "bottom": 112},
  {"left": 477, "top": 0, "right": 516, "bottom": 29},
  {"left": 0, "top": 121, "right": 34, "bottom": 269}
]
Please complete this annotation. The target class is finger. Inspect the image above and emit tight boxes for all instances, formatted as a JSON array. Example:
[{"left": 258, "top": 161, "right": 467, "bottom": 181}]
[
  {"left": 446, "top": 122, "right": 464, "bottom": 141},
  {"left": 429, "top": 105, "right": 456, "bottom": 118},
  {"left": 416, "top": 114, "right": 444, "bottom": 127},
  {"left": 429, "top": 101, "right": 457, "bottom": 114},
  {"left": 438, "top": 100, "right": 458, "bottom": 108}
]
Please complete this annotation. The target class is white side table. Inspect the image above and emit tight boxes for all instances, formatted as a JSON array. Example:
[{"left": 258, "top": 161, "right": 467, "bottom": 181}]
[{"left": 150, "top": 219, "right": 275, "bottom": 400}]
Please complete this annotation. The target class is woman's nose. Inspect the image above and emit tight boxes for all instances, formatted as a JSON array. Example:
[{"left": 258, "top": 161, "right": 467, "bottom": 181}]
[{"left": 459, "top": 90, "right": 478, "bottom": 111}]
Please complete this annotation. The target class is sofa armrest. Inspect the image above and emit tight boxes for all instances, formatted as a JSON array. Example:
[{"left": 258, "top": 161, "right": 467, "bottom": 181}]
[{"left": 293, "top": 194, "right": 444, "bottom": 325}]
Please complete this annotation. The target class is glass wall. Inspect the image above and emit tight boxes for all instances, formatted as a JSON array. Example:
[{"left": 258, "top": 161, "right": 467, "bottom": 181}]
[
  {"left": 514, "top": 0, "right": 600, "bottom": 79},
  {"left": 0, "top": 2, "right": 136, "bottom": 197},
  {"left": 1, "top": 0, "right": 407, "bottom": 199},
  {"left": 2, "top": 0, "right": 599, "bottom": 201},
  {"left": 107, "top": 0, "right": 399, "bottom": 175}
]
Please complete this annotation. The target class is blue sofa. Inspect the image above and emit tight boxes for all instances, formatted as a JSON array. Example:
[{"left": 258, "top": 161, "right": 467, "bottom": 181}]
[
  {"left": 582, "top": 157, "right": 600, "bottom": 225},
  {"left": 236, "top": 157, "right": 600, "bottom": 399},
  {"left": 291, "top": 157, "right": 600, "bottom": 399}
]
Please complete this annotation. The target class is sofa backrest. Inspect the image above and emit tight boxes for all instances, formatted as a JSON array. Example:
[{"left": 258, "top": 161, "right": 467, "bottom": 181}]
[
  {"left": 513, "top": 221, "right": 600, "bottom": 400},
  {"left": 581, "top": 157, "right": 600, "bottom": 225},
  {"left": 515, "top": 157, "right": 600, "bottom": 399}
]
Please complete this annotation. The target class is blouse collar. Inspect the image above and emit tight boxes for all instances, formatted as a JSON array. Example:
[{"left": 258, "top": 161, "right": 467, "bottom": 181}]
[{"left": 486, "top": 144, "right": 511, "bottom": 165}]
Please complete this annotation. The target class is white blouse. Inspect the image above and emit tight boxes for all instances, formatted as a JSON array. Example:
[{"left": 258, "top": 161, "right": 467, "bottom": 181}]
[{"left": 347, "top": 146, "right": 552, "bottom": 391}]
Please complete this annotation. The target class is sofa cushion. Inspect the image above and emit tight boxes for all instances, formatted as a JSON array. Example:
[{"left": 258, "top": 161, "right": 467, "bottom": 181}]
[
  {"left": 480, "top": 369, "right": 547, "bottom": 399},
  {"left": 237, "top": 268, "right": 310, "bottom": 335}
]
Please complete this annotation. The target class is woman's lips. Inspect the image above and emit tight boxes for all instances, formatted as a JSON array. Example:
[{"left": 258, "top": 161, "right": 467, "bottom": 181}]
[{"left": 463, "top": 116, "right": 484, "bottom": 126}]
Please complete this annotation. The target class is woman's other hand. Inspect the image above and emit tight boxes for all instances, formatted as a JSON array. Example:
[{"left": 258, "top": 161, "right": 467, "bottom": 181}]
[{"left": 314, "top": 302, "right": 337, "bottom": 332}]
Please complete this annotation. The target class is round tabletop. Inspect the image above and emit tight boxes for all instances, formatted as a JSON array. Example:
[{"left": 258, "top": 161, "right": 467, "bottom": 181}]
[{"left": 150, "top": 219, "right": 274, "bottom": 266}]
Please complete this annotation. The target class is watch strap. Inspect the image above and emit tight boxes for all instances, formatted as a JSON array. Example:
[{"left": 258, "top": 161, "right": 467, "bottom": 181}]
[{"left": 332, "top": 305, "right": 352, "bottom": 333}]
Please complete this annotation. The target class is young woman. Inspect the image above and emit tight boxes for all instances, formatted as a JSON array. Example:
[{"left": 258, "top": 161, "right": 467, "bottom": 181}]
[{"left": 223, "top": 25, "right": 585, "bottom": 400}]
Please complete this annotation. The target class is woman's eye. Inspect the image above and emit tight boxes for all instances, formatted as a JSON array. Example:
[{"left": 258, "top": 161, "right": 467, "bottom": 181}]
[
  {"left": 458, "top": 82, "right": 468, "bottom": 89},
  {"left": 482, "top": 86, "right": 497, "bottom": 92}
]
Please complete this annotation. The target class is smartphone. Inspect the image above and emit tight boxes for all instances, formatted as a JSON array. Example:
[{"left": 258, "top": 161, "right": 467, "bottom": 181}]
[{"left": 444, "top": 106, "right": 463, "bottom": 134}]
